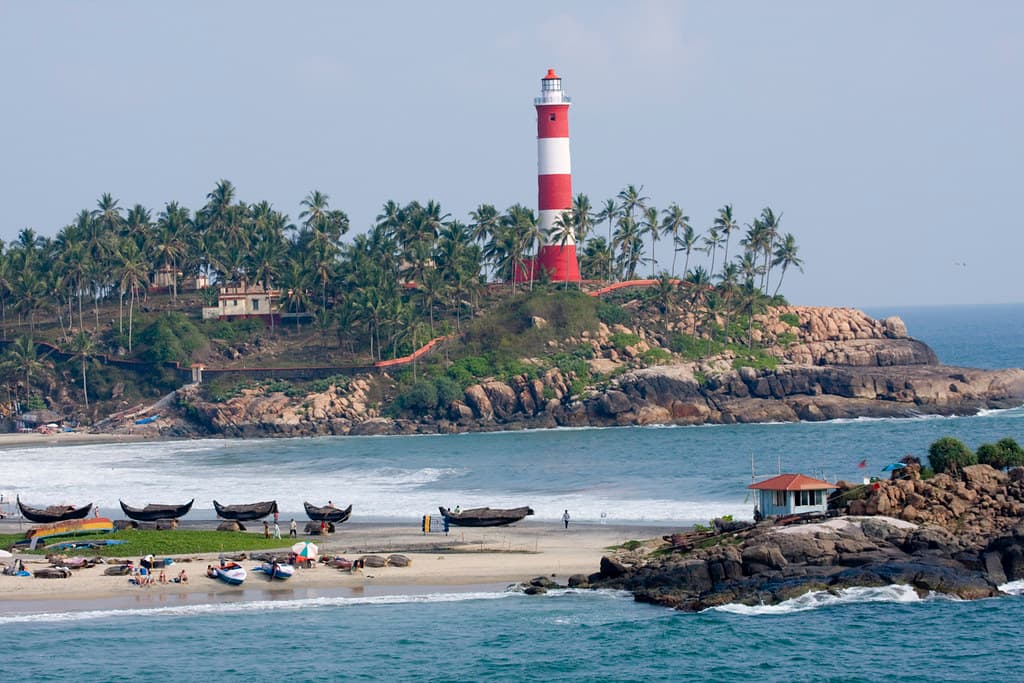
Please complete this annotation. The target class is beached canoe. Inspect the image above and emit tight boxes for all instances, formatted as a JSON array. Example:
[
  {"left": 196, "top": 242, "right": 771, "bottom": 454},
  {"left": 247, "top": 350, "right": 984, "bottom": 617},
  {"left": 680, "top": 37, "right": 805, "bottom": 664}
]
[
  {"left": 208, "top": 562, "right": 247, "bottom": 585},
  {"left": 119, "top": 499, "right": 194, "bottom": 521},
  {"left": 438, "top": 506, "right": 535, "bottom": 527},
  {"left": 255, "top": 561, "right": 294, "bottom": 580},
  {"left": 34, "top": 567, "right": 72, "bottom": 579},
  {"left": 26, "top": 517, "right": 115, "bottom": 541},
  {"left": 303, "top": 502, "right": 353, "bottom": 524},
  {"left": 213, "top": 500, "right": 278, "bottom": 521},
  {"left": 17, "top": 497, "right": 93, "bottom": 524}
]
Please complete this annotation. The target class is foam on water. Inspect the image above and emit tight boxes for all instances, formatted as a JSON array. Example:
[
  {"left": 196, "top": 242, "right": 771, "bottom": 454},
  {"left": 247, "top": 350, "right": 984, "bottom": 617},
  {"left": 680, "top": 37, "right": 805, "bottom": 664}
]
[
  {"left": 708, "top": 584, "right": 923, "bottom": 615},
  {"left": 0, "top": 589, "right": 520, "bottom": 625},
  {"left": 998, "top": 579, "right": 1024, "bottom": 595}
]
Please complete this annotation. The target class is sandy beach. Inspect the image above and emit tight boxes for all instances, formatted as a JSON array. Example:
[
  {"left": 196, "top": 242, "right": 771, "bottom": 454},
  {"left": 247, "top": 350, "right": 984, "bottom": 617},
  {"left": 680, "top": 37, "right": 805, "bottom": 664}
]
[{"left": 0, "top": 521, "right": 678, "bottom": 613}]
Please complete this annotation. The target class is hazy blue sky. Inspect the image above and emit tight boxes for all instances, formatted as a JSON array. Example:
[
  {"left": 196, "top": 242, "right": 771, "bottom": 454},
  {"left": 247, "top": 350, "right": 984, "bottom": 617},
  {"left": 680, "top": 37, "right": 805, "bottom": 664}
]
[{"left": 2, "top": 2, "right": 1020, "bottom": 307}]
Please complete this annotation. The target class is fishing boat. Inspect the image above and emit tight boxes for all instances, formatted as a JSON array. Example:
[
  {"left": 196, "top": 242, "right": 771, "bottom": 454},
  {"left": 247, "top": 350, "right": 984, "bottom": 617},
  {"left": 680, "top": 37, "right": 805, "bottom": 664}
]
[
  {"left": 303, "top": 502, "right": 353, "bottom": 524},
  {"left": 213, "top": 500, "right": 278, "bottom": 521},
  {"left": 437, "top": 505, "right": 534, "bottom": 527},
  {"left": 17, "top": 497, "right": 93, "bottom": 524},
  {"left": 255, "top": 561, "right": 294, "bottom": 581},
  {"left": 208, "top": 562, "right": 247, "bottom": 585},
  {"left": 26, "top": 517, "right": 115, "bottom": 541},
  {"left": 119, "top": 499, "right": 194, "bottom": 521}
]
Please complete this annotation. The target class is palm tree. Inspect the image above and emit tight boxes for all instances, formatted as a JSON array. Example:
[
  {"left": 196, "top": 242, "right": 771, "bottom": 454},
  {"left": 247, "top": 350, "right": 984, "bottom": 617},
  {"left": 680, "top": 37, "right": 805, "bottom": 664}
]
[
  {"left": 114, "top": 238, "right": 148, "bottom": 347},
  {"left": 642, "top": 206, "right": 661, "bottom": 276},
  {"left": 69, "top": 331, "right": 99, "bottom": 411},
  {"left": 548, "top": 211, "right": 577, "bottom": 288},
  {"left": 1, "top": 336, "right": 53, "bottom": 406},
  {"left": 572, "top": 193, "right": 594, "bottom": 247},
  {"left": 617, "top": 184, "right": 648, "bottom": 222},
  {"left": 758, "top": 207, "right": 781, "bottom": 293},
  {"left": 595, "top": 199, "right": 619, "bottom": 281},
  {"left": 713, "top": 205, "right": 739, "bottom": 277},
  {"left": 660, "top": 203, "right": 691, "bottom": 278},
  {"left": 612, "top": 214, "right": 645, "bottom": 280},
  {"left": 683, "top": 266, "right": 711, "bottom": 336},
  {"left": 771, "top": 233, "right": 803, "bottom": 297},
  {"left": 701, "top": 227, "right": 722, "bottom": 281},
  {"left": 580, "top": 237, "right": 612, "bottom": 281}
]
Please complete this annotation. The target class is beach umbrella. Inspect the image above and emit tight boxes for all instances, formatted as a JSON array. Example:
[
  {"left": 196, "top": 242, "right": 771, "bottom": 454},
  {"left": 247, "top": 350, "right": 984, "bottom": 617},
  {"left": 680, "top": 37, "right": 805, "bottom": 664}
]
[
  {"left": 881, "top": 463, "right": 906, "bottom": 472},
  {"left": 291, "top": 541, "right": 318, "bottom": 559}
]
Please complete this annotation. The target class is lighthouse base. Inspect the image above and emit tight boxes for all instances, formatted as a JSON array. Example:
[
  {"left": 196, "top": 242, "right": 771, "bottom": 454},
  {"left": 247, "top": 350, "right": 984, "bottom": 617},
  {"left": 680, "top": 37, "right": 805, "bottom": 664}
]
[{"left": 514, "top": 245, "right": 580, "bottom": 283}]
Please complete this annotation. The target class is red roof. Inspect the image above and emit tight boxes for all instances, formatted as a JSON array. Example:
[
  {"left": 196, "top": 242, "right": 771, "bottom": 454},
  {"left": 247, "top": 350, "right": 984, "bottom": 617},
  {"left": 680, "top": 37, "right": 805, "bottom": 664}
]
[
  {"left": 543, "top": 68, "right": 560, "bottom": 80},
  {"left": 748, "top": 473, "right": 836, "bottom": 491}
]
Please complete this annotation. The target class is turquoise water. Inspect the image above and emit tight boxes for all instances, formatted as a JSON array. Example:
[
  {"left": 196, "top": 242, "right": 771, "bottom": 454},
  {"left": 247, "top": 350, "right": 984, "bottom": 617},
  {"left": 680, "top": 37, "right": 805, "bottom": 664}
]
[
  {"left": 1, "top": 304, "right": 1022, "bottom": 680},
  {"left": 3, "top": 585, "right": 1023, "bottom": 681}
]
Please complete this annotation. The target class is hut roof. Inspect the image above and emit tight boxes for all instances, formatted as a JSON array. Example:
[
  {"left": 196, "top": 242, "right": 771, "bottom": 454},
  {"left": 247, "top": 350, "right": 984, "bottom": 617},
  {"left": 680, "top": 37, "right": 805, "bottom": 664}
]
[{"left": 748, "top": 473, "right": 836, "bottom": 491}]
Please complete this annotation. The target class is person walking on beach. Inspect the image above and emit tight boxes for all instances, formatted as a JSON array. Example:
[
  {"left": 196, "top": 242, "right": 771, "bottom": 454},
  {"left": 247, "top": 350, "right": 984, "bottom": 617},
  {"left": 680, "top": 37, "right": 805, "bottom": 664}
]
[
  {"left": 562, "top": 510, "right": 571, "bottom": 529},
  {"left": 273, "top": 521, "right": 281, "bottom": 539},
  {"left": 289, "top": 519, "right": 297, "bottom": 537},
  {"left": 263, "top": 521, "right": 270, "bottom": 539}
]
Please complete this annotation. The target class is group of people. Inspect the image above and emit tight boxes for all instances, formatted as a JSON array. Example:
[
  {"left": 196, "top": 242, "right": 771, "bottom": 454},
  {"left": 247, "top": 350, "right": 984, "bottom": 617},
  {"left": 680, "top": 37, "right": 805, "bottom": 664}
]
[
  {"left": 130, "top": 564, "right": 188, "bottom": 586},
  {"left": 262, "top": 515, "right": 300, "bottom": 539}
]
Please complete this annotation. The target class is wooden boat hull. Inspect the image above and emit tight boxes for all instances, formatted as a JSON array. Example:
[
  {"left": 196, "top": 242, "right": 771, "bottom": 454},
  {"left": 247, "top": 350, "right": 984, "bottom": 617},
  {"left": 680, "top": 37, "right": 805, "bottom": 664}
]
[
  {"left": 26, "top": 517, "right": 115, "bottom": 541},
  {"left": 17, "top": 497, "right": 93, "bottom": 524},
  {"left": 438, "top": 506, "right": 534, "bottom": 527},
  {"left": 213, "top": 500, "right": 278, "bottom": 521},
  {"left": 303, "top": 502, "right": 352, "bottom": 524},
  {"left": 119, "top": 499, "right": 194, "bottom": 521}
]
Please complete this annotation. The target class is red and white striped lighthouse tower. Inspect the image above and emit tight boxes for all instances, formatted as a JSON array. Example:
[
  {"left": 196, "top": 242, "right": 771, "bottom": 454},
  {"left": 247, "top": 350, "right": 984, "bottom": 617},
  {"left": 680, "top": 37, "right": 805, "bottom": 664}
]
[{"left": 534, "top": 68, "right": 580, "bottom": 282}]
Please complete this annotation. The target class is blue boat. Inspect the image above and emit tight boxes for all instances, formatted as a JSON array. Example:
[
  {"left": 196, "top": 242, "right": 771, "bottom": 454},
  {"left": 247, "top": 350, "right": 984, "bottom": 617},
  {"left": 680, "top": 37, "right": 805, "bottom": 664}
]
[{"left": 208, "top": 562, "right": 246, "bottom": 585}]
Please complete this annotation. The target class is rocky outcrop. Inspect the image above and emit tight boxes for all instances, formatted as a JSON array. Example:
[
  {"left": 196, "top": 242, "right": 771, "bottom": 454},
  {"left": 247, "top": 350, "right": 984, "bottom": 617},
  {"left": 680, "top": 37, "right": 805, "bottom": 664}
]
[
  {"left": 562, "top": 464, "right": 1024, "bottom": 611},
  {"left": 169, "top": 306, "right": 1024, "bottom": 438}
]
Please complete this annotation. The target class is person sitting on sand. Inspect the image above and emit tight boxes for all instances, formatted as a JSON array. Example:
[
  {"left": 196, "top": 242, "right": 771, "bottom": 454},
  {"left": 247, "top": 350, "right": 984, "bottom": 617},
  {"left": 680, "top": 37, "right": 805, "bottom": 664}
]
[
  {"left": 178, "top": 569, "right": 188, "bottom": 583},
  {"left": 158, "top": 569, "right": 167, "bottom": 584}
]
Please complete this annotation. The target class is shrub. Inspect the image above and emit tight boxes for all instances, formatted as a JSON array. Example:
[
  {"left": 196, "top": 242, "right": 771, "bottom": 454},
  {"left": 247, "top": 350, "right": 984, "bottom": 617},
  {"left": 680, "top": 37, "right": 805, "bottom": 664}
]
[
  {"left": 927, "top": 436, "right": 977, "bottom": 474},
  {"left": 640, "top": 348, "right": 671, "bottom": 365},
  {"left": 778, "top": 312, "right": 800, "bottom": 327},
  {"left": 977, "top": 437, "right": 1024, "bottom": 469},
  {"left": 397, "top": 380, "right": 438, "bottom": 413},
  {"left": 138, "top": 312, "right": 204, "bottom": 364},
  {"left": 608, "top": 332, "right": 641, "bottom": 351},
  {"left": 434, "top": 376, "right": 462, "bottom": 408},
  {"left": 596, "top": 301, "right": 630, "bottom": 326}
]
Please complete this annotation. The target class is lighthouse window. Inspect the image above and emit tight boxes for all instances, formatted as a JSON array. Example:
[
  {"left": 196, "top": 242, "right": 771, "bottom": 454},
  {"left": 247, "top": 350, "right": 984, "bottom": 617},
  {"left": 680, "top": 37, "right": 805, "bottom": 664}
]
[{"left": 549, "top": 113, "right": 557, "bottom": 121}]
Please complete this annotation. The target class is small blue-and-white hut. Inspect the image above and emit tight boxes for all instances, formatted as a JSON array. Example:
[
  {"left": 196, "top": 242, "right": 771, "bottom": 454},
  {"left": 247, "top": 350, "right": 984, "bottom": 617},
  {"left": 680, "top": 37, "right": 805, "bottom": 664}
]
[{"left": 748, "top": 473, "right": 836, "bottom": 518}]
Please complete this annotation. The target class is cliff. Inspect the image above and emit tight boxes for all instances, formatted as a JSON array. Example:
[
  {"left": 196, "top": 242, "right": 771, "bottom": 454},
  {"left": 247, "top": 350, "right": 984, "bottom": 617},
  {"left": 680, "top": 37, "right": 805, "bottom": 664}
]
[{"left": 160, "top": 305, "right": 1024, "bottom": 438}]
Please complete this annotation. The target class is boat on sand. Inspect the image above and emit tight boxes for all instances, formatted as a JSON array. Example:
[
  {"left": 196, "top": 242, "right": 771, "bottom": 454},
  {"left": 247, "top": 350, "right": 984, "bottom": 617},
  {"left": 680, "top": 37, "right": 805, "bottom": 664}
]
[
  {"left": 255, "top": 561, "right": 294, "bottom": 580},
  {"left": 119, "top": 499, "right": 194, "bottom": 521},
  {"left": 437, "top": 506, "right": 534, "bottom": 527},
  {"left": 17, "top": 497, "right": 93, "bottom": 524},
  {"left": 213, "top": 500, "right": 278, "bottom": 521},
  {"left": 207, "top": 562, "right": 247, "bottom": 585},
  {"left": 303, "top": 502, "right": 352, "bottom": 524}
]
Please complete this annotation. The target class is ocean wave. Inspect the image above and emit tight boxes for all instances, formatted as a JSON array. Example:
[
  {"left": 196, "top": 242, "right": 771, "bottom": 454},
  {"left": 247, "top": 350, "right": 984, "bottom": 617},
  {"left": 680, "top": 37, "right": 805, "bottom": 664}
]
[
  {"left": 998, "top": 579, "right": 1024, "bottom": 595},
  {"left": 0, "top": 589, "right": 520, "bottom": 625},
  {"left": 707, "top": 584, "right": 923, "bottom": 615}
]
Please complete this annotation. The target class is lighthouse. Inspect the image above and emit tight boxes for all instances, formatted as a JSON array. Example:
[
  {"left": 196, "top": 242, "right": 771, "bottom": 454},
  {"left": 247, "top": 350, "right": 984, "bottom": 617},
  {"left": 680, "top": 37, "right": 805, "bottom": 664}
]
[{"left": 533, "top": 69, "right": 580, "bottom": 282}]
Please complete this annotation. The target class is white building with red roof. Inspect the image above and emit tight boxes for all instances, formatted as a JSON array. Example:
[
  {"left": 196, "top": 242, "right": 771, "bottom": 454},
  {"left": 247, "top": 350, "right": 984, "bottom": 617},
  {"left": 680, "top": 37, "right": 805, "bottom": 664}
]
[{"left": 748, "top": 473, "right": 837, "bottom": 518}]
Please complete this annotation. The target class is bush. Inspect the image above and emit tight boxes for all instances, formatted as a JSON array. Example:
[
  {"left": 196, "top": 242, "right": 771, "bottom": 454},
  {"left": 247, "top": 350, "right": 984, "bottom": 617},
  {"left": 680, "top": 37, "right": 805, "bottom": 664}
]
[
  {"left": 397, "top": 380, "right": 438, "bottom": 413},
  {"left": 778, "top": 312, "right": 800, "bottom": 327},
  {"left": 977, "top": 437, "right": 1024, "bottom": 469},
  {"left": 927, "top": 436, "right": 977, "bottom": 474},
  {"left": 138, "top": 312, "right": 204, "bottom": 364},
  {"left": 434, "top": 376, "right": 462, "bottom": 407},
  {"left": 640, "top": 348, "right": 671, "bottom": 365},
  {"left": 596, "top": 301, "right": 630, "bottom": 326},
  {"left": 608, "top": 332, "right": 640, "bottom": 351}
]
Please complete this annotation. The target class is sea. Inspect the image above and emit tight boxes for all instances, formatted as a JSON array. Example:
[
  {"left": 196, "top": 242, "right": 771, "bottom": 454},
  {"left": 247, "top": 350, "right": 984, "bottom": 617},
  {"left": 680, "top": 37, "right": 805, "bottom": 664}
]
[{"left": 0, "top": 303, "right": 1021, "bottom": 681}]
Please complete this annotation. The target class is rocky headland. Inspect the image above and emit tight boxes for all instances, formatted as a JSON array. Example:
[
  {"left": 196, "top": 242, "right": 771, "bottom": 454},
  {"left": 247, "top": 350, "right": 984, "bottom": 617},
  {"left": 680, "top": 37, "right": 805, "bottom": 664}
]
[
  {"left": 524, "top": 463, "right": 1024, "bottom": 608},
  {"left": 157, "top": 306, "right": 1024, "bottom": 438}
]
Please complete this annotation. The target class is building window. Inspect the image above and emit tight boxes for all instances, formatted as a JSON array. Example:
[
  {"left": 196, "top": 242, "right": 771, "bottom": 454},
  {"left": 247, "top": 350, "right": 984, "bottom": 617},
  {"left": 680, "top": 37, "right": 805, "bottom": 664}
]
[
  {"left": 549, "top": 113, "right": 556, "bottom": 121},
  {"left": 252, "top": 299, "right": 260, "bottom": 311},
  {"left": 795, "top": 490, "right": 822, "bottom": 506},
  {"left": 773, "top": 490, "right": 787, "bottom": 507}
]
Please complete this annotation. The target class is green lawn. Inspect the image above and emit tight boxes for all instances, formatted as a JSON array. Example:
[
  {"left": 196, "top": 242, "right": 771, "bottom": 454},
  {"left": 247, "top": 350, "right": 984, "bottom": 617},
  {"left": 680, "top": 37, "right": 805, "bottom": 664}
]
[{"left": 0, "top": 529, "right": 300, "bottom": 558}]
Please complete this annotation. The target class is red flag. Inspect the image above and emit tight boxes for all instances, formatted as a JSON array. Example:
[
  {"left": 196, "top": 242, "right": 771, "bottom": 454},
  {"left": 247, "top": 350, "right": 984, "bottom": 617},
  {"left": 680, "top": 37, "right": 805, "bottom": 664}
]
[{"left": 857, "top": 459, "right": 867, "bottom": 469}]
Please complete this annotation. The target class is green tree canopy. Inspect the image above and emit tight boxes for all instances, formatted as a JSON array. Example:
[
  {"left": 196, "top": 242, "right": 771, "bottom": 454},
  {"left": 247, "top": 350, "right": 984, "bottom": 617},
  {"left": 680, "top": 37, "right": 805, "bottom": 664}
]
[{"left": 927, "top": 436, "right": 977, "bottom": 474}]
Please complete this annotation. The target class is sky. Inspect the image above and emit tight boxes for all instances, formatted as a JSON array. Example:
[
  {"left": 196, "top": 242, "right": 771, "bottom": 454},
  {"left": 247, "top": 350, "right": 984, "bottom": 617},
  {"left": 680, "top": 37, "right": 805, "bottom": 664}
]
[{"left": 1, "top": 1, "right": 1021, "bottom": 308}]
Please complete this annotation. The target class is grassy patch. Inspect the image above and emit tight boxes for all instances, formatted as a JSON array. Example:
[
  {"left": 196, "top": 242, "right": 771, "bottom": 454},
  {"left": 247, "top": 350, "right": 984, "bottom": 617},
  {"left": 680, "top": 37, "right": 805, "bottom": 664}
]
[{"left": 2, "top": 529, "right": 297, "bottom": 557}]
